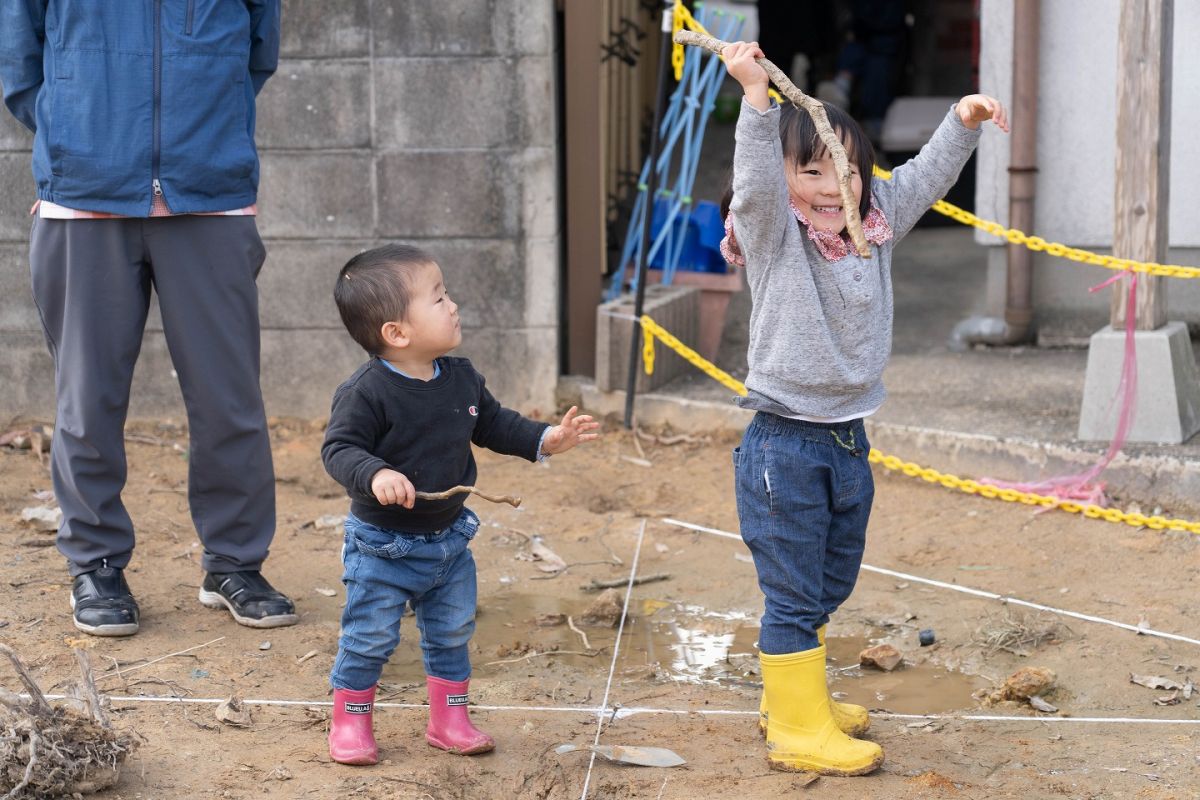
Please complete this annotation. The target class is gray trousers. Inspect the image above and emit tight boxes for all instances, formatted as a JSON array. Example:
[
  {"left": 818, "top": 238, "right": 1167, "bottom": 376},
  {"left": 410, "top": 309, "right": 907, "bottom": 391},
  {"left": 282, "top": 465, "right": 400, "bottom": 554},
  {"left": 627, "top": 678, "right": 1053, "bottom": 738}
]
[{"left": 29, "top": 215, "right": 276, "bottom": 577}]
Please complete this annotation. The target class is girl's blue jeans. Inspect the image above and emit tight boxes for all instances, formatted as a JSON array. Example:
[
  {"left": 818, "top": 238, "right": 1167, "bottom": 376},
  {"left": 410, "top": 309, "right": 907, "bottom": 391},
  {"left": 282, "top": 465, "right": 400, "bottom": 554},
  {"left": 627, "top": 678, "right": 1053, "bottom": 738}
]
[
  {"left": 734, "top": 412, "right": 874, "bottom": 655},
  {"left": 330, "top": 508, "right": 481, "bottom": 691}
]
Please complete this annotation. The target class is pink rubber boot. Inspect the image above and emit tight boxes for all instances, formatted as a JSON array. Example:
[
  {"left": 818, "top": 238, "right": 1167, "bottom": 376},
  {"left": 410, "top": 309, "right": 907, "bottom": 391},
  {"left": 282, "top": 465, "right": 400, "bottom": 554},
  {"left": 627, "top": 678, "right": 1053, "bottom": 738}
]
[
  {"left": 425, "top": 676, "right": 494, "bottom": 755},
  {"left": 328, "top": 685, "right": 379, "bottom": 765}
]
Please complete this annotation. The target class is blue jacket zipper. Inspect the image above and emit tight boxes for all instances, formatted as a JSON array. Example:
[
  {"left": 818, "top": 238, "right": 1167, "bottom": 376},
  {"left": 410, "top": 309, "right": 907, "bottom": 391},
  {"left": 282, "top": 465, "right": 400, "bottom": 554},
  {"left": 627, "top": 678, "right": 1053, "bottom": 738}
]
[
  {"left": 185, "top": 0, "right": 195, "bottom": 35},
  {"left": 152, "top": 0, "right": 163, "bottom": 209}
]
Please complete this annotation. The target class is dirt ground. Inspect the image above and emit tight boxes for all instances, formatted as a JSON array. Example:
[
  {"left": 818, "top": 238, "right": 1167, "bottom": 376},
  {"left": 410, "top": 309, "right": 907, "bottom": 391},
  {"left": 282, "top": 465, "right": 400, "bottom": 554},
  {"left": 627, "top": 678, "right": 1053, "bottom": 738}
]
[{"left": 2, "top": 414, "right": 1199, "bottom": 799}]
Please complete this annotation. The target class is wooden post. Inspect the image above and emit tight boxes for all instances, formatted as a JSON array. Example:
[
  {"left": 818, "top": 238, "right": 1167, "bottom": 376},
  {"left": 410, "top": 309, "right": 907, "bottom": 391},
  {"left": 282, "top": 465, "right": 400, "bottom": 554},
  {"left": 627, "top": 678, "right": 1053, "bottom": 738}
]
[
  {"left": 1111, "top": 0, "right": 1172, "bottom": 330},
  {"left": 563, "top": 0, "right": 607, "bottom": 375}
]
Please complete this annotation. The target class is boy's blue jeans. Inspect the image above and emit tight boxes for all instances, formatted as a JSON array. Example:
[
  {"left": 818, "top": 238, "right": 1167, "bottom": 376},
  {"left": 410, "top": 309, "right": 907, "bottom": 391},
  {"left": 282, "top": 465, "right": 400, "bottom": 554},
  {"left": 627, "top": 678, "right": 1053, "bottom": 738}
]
[
  {"left": 330, "top": 508, "right": 481, "bottom": 691},
  {"left": 734, "top": 412, "right": 874, "bottom": 655}
]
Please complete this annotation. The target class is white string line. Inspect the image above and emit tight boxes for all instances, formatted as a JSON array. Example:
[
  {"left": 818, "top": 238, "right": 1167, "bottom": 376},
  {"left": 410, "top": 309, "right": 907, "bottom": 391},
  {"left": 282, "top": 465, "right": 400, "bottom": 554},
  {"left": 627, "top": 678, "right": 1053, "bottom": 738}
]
[
  {"left": 611, "top": 707, "right": 1200, "bottom": 725},
  {"left": 660, "top": 518, "right": 1200, "bottom": 648},
  {"left": 34, "top": 693, "right": 1200, "bottom": 726},
  {"left": 39, "top": 695, "right": 602, "bottom": 714},
  {"left": 580, "top": 518, "right": 647, "bottom": 800}
]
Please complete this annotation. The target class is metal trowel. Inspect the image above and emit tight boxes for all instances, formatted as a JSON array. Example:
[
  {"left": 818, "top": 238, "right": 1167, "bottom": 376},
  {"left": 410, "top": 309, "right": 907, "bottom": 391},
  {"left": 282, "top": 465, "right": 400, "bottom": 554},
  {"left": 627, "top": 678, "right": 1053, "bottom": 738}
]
[{"left": 554, "top": 743, "right": 686, "bottom": 767}]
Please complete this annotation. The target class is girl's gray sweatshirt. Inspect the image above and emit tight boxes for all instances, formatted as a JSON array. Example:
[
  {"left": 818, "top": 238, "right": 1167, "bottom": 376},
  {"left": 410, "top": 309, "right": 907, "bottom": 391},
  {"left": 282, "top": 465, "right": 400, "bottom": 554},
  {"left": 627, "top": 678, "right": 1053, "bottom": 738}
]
[{"left": 730, "top": 99, "right": 981, "bottom": 419}]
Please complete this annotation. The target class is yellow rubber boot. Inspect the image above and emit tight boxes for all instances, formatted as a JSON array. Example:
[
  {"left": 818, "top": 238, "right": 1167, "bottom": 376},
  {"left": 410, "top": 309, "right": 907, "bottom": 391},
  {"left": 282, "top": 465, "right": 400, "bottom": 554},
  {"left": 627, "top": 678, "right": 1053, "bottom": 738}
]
[
  {"left": 818, "top": 625, "right": 870, "bottom": 736},
  {"left": 760, "top": 646, "right": 883, "bottom": 775},
  {"left": 757, "top": 627, "right": 870, "bottom": 737}
]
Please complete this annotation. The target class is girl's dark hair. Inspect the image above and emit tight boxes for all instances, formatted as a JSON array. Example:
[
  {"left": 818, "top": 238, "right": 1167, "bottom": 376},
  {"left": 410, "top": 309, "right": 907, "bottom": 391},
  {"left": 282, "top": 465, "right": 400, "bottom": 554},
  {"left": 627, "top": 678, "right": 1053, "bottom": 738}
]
[
  {"left": 720, "top": 101, "right": 876, "bottom": 226},
  {"left": 334, "top": 243, "right": 433, "bottom": 354}
]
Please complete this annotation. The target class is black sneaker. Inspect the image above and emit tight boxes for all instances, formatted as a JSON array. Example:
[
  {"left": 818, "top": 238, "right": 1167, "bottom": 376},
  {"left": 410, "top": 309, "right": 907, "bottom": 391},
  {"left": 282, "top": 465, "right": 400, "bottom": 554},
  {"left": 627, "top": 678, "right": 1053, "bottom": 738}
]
[
  {"left": 199, "top": 571, "right": 299, "bottom": 629},
  {"left": 71, "top": 564, "right": 140, "bottom": 636}
]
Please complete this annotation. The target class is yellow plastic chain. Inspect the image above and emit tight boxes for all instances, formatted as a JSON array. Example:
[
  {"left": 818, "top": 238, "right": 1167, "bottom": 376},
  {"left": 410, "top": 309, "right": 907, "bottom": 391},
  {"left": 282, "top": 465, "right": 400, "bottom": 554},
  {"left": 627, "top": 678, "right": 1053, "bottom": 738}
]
[
  {"left": 873, "top": 166, "right": 1200, "bottom": 279},
  {"left": 638, "top": 315, "right": 1200, "bottom": 534}
]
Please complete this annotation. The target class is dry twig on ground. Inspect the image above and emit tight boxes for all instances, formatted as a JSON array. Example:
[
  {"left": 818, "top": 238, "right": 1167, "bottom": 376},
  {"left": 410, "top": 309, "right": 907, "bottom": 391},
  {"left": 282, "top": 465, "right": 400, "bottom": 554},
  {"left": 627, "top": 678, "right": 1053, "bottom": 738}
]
[
  {"left": 0, "top": 644, "right": 137, "bottom": 799},
  {"left": 972, "top": 610, "right": 1071, "bottom": 657}
]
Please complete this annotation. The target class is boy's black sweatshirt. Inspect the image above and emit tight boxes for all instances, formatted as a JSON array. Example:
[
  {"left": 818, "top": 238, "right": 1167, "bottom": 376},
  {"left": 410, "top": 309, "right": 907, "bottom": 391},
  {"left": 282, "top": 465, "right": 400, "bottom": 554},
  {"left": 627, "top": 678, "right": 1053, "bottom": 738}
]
[{"left": 322, "top": 357, "right": 549, "bottom": 532}]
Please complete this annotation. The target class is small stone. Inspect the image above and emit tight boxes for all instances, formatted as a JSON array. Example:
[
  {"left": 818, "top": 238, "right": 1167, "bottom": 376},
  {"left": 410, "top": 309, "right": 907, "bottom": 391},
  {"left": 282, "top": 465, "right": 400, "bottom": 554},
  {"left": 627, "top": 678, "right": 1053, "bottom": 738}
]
[
  {"left": 918, "top": 628, "right": 936, "bottom": 646},
  {"left": 581, "top": 588, "right": 625, "bottom": 627},
  {"left": 859, "top": 643, "right": 903, "bottom": 671}
]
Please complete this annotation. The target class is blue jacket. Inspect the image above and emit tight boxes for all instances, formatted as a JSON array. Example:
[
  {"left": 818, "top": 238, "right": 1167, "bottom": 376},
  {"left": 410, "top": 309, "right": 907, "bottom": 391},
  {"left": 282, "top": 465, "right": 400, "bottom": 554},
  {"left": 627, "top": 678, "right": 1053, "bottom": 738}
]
[{"left": 0, "top": 0, "right": 280, "bottom": 216}]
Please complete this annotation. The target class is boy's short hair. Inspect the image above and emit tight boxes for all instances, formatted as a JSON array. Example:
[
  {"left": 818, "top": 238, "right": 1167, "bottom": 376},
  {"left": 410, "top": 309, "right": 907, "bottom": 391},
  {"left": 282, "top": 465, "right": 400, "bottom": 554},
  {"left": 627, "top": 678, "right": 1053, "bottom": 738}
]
[{"left": 334, "top": 244, "right": 434, "bottom": 354}]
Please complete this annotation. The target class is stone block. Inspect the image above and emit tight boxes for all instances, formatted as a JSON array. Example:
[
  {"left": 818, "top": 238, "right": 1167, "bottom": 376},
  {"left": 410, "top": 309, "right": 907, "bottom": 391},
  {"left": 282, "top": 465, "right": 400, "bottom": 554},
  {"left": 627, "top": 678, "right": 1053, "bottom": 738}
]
[
  {"left": 517, "top": 57, "right": 557, "bottom": 147},
  {"left": 280, "top": 0, "right": 370, "bottom": 57},
  {"left": 376, "top": 152, "right": 517, "bottom": 239},
  {"left": 0, "top": 112, "right": 33, "bottom": 151},
  {"left": 257, "top": 238, "right": 529, "bottom": 336},
  {"left": 257, "top": 240, "right": 372, "bottom": 330},
  {"left": 523, "top": 236, "right": 559, "bottom": 329},
  {"left": 372, "top": 0, "right": 499, "bottom": 57},
  {"left": 1078, "top": 321, "right": 1200, "bottom": 444},
  {"left": 519, "top": 147, "right": 558, "bottom": 241},
  {"left": 374, "top": 59, "right": 521, "bottom": 150},
  {"left": 257, "top": 152, "right": 374, "bottom": 239},
  {"left": 494, "top": 0, "right": 555, "bottom": 56},
  {"left": 0, "top": 153, "right": 35, "bottom": 242},
  {"left": 596, "top": 285, "right": 700, "bottom": 393},
  {"left": 0, "top": 332, "right": 55, "bottom": 418},
  {"left": 259, "top": 329, "right": 367, "bottom": 417},
  {"left": 456, "top": 326, "right": 558, "bottom": 415},
  {"left": 0, "top": 243, "right": 37, "bottom": 330},
  {"left": 257, "top": 60, "right": 371, "bottom": 150},
  {"left": 433, "top": 239, "right": 525, "bottom": 329}
]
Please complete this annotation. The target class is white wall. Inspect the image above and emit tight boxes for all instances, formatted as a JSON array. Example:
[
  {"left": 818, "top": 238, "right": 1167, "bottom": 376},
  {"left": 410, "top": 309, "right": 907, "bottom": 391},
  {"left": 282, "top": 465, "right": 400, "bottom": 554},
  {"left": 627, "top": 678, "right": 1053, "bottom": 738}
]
[{"left": 976, "top": 0, "right": 1200, "bottom": 337}]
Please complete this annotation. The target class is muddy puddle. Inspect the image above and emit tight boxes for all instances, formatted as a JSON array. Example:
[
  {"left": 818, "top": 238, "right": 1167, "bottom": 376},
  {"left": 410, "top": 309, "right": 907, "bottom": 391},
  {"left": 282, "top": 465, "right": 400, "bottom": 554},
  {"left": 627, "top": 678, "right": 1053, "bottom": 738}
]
[{"left": 377, "top": 593, "right": 984, "bottom": 714}]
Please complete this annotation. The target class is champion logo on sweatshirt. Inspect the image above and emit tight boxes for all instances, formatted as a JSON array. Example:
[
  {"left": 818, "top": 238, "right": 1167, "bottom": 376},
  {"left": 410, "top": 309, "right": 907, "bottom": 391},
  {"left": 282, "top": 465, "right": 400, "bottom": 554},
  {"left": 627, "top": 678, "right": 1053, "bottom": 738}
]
[
  {"left": 468, "top": 406, "right": 478, "bottom": 416},
  {"left": 344, "top": 702, "right": 372, "bottom": 714},
  {"left": 446, "top": 693, "right": 469, "bottom": 706}
]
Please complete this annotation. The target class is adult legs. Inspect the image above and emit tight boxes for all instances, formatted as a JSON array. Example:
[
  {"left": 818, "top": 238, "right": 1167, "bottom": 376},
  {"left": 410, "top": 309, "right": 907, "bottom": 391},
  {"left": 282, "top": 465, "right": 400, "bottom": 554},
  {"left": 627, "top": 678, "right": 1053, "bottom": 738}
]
[
  {"left": 143, "top": 216, "right": 276, "bottom": 573},
  {"left": 29, "top": 218, "right": 151, "bottom": 575}
]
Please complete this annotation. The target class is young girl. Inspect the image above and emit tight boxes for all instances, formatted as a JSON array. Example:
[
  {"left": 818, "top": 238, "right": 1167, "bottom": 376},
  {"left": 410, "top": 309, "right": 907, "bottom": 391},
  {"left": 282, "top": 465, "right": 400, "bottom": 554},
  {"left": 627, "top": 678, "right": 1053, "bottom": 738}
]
[{"left": 720, "top": 41, "right": 1008, "bottom": 776}]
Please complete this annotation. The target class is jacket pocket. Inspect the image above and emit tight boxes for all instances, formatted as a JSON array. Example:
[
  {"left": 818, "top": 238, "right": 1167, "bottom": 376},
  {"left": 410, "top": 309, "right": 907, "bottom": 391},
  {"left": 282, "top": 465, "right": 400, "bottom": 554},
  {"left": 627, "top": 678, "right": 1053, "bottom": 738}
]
[
  {"left": 159, "top": 54, "right": 257, "bottom": 194},
  {"left": 45, "top": 50, "right": 154, "bottom": 190}
]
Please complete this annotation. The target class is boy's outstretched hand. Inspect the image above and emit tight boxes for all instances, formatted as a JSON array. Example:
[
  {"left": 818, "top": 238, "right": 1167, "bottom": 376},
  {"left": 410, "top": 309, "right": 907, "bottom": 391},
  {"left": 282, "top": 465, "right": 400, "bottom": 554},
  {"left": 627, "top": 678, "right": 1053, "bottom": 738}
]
[
  {"left": 541, "top": 406, "right": 600, "bottom": 456},
  {"left": 957, "top": 94, "right": 1009, "bottom": 132}
]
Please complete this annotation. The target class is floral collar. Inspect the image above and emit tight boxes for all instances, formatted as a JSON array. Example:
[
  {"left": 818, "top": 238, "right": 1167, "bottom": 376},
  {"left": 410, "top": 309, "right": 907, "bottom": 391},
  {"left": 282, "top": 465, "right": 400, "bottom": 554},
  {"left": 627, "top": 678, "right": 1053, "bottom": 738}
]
[{"left": 720, "top": 200, "right": 894, "bottom": 266}]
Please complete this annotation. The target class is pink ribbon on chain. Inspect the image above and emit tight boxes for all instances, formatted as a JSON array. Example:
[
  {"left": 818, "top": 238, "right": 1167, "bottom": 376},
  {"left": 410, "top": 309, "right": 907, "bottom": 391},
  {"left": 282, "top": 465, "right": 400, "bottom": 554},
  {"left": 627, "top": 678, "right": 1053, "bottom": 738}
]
[{"left": 982, "top": 271, "right": 1140, "bottom": 506}]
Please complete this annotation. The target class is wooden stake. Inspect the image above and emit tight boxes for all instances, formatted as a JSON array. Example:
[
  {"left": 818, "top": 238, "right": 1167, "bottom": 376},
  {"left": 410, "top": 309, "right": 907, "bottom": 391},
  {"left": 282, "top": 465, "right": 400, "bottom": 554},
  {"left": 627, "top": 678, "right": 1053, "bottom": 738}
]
[
  {"left": 673, "top": 29, "right": 870, "bottom": 257},
  {"left": 1112, "top": 0, "right": 1172, "bottom": 330}
]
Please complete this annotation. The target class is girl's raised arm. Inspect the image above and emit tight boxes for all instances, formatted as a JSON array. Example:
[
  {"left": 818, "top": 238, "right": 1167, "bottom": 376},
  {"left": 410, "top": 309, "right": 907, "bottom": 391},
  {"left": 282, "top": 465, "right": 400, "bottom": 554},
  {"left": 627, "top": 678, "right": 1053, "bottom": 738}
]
[
  {"left": 874, "top": 95, "right": 1007, "bottom": 241},
  {"left": 725, "top": 41, "right": 792, "bottom": 271}
]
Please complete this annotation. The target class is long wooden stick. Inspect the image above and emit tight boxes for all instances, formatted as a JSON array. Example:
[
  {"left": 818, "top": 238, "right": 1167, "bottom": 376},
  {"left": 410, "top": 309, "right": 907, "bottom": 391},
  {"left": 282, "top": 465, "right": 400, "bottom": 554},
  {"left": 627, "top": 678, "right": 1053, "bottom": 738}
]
[
  {"left": 674, "top": 30, "right": 870, "bottom": 257},
  {"left": 416, "top": 485, "right": 522, "bottom": 508}
]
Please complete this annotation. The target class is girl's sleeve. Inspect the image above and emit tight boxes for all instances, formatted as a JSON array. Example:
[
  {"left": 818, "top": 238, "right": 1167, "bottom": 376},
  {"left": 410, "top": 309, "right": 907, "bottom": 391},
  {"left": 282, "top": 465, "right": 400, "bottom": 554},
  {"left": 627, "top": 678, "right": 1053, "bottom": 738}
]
[
  {"left": 872, "top": 105, "right": 982, "bottom": 241},
  {"left": 729, "top": 98, "right": 792, "bottom": 271}
]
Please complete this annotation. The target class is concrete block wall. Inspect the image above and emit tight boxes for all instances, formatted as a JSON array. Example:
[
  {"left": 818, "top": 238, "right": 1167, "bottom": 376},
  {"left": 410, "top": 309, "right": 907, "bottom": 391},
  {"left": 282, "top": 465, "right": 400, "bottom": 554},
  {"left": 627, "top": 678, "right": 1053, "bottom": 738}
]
[{"left": 0, "top": 0, "right": 560, "bottom": 420}]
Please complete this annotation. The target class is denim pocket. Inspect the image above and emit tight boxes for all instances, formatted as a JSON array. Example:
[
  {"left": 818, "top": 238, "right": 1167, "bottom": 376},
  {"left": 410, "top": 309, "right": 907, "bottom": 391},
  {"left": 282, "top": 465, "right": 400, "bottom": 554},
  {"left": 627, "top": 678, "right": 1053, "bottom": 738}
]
[
  {"left": 455, "top": 508, "right": 481, "bottom": 541},
  {"left": 348, "top": 521, "right": 416, "bottom": 560}
]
